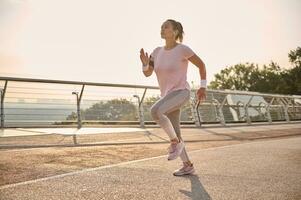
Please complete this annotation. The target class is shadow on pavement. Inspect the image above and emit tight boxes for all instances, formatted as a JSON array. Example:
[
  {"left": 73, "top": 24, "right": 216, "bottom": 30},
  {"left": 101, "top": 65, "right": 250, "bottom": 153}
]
[{"left": 178, "top": 174, "right": 212, "bottom": 200}]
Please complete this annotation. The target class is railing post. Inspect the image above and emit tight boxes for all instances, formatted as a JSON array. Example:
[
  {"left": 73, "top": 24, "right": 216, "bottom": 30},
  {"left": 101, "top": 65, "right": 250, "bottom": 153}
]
[
  {"left": 220, "top": 95, "right": 228, "bottom": 126},
  {"left": 133, "top": 88, "right": 147, "bottom": 128},
  {"left": 266, "top": 104, "right": 272, "bottom": 124},
  {"left": 71, "top": 91, "right": 79, "bottom": 145},
  {"left": 281, "top": 98, "right": 290, "bottom": 123},
  {"left": 190, "top": 91, "right": 201, "bottom": 127},
  {"left": 283, "top": 104, "right": 290, "bottom": 122},
  {"left": 0, "top": 89, "right": 3, "bottom": 129},
  {"left": 266, "top": 97, "right": 274, "bottom": 124},
  {"left": 0, "top": 81, "right": 7, "bottom": 129},
  {"left": 71, "top": 84, "right": 85, "bottom": 145},
  {"left": 245, "top": 96, "right": 254, "bottom": 125},
  {"left": 213, "top": 95, "right": 227, "bottom": 126},
  {"left": 194, "top": 100, "right": 202, "bottom": 127},
  {"left": 218, "top": 105, "right": 226, "bottom": 126},
  {"left": 236, "top": 101, "right": 244, "bottom": 121}
]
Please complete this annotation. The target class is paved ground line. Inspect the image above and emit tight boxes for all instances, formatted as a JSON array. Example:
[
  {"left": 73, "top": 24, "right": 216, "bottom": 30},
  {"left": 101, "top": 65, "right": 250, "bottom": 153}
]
[{"left": 1, "top": 136, "right": 299, "bottom": 190}]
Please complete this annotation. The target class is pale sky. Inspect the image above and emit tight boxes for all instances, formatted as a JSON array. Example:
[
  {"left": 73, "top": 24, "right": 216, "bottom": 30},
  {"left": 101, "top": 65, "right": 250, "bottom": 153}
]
[{"left": 0, "top": 0, "right": 300, "bottom": 88}]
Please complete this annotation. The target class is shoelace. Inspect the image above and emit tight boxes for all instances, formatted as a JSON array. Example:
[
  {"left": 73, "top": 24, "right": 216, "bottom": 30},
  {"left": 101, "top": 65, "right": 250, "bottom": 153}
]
[
  {"left": 180, "top": 163, "right": 193, "bottom": 171},
  {"left": 177, "top": 163, "right": 189, "bottom": 171}
]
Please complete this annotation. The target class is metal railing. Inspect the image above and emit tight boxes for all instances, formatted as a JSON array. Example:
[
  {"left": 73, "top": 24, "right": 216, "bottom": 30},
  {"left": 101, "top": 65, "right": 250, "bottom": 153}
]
[{"left": 1, "top": 76, "right": 301, "bottom": 129}]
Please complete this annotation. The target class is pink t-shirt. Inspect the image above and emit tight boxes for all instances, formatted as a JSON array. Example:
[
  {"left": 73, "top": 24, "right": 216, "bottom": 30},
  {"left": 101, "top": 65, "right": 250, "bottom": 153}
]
[{"left": 150, "top": 43, "right": 195, "bottom": 97}]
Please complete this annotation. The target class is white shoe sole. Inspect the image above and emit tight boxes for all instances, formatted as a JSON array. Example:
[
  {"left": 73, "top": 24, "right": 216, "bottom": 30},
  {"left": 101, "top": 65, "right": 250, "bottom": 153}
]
[{"left": 173, "top": 168, "right": 195, "bottom": 176}]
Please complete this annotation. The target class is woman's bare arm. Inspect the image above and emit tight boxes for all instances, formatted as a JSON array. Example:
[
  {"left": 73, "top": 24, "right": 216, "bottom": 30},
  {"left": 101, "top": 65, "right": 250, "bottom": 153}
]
[
  {"left": 188, "top": 54, "right": 206, "bottom": 81},
  {"left": 140, "top": 48, "right": 154, "bottom": 77},
  {"left": 188, "top": 53, "right": 207, "bottom": 101},
  {"left": 142, "top": 56, "right": 154, "bottom": 77}
]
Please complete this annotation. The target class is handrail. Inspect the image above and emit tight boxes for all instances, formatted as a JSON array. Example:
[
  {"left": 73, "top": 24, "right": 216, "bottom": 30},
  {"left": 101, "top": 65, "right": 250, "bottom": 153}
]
[
  {"left": 0, "top": 76, "right": 159, "bottom": 90},
  {"left": 1, "top": 76, "right": 301, "bottom": 132},
  {"left": 1, "top": 76, "right": 300, "bottom": 99}
]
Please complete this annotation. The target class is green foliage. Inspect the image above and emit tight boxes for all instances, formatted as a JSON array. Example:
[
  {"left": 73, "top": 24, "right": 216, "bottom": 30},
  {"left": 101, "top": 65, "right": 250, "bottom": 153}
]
[
  {"left": 67, "top": 98, "right": 137, "bottom": 121},
  {"left": 209, "top": 47, "right": 301, "bottom": 95},
  {"left": 66, "top": 95, "right": 162, "bottom": 121},
  {"left": 289, "top": 47, "right": 301, "bottom": 66}
]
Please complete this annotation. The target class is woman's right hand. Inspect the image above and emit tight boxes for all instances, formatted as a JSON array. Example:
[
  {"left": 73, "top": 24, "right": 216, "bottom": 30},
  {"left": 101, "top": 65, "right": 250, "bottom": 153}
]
[{"left": 140, "top": 48, "right": 149, "bottom": 66}]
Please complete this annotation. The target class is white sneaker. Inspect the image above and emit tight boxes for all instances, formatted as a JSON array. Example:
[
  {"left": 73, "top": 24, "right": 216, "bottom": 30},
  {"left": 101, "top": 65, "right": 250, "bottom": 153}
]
[
  {"left": 173, "top": 162, "right": 195, "bottom": 176},
  {"left": 167, "top": 140, "right": 184, "bottom": 160}
]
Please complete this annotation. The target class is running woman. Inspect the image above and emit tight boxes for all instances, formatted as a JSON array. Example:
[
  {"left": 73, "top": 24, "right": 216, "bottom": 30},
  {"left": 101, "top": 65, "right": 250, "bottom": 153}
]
[{"left": 139, "top": 19, "right": 207, "bottom": 176}]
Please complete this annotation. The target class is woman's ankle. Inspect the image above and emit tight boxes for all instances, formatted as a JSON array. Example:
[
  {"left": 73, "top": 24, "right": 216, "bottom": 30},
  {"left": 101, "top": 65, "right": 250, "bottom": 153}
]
[
  {"left": 184, "top": 161, "right": 193, "bottom": 166},
  {"left": 170, "top": 137, "right": 179, "bottom": 143}
]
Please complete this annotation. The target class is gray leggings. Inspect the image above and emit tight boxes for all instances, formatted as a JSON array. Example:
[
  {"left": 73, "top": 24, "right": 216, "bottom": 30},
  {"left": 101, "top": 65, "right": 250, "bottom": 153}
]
[{"left": 150, "top": 88, "right": 191, "bottom": 162}]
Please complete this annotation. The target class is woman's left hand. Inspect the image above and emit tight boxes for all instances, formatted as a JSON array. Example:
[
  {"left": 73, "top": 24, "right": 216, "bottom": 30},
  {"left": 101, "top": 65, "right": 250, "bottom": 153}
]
[{"left": 196, "top": 87, "right": 207, "bottom": 102}]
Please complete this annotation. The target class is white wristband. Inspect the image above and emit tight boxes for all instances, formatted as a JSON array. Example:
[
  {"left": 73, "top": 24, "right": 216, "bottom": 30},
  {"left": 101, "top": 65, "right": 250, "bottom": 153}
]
[
  {"left": 200, "top": 79, "right": 207, "bottom": 88},
  {"left": 142, "top": 63, "right": 149, "bottom": 71}
]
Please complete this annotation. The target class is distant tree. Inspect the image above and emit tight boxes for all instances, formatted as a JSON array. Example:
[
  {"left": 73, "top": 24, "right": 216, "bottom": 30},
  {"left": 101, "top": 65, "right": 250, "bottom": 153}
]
[
  {"left": 284, "top": 47, "right": 301, "bottom": 94},
  {"left": 288, "top": 46, "right": 301, "bottom": 65},
  {"left": 142, "top": 96, "right": 160, "bottom": 121},
  {"left": 209, "top": 47, "right": 301, "bottom": 95},
  {"left": 66, "top": 98, "right": 137, "bottom": 121}
]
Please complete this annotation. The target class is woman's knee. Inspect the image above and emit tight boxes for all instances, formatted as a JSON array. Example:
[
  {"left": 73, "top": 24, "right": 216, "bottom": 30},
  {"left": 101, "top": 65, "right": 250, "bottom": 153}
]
[{"left": 150, "top": 105, "right": 162, "bottom": 121}]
